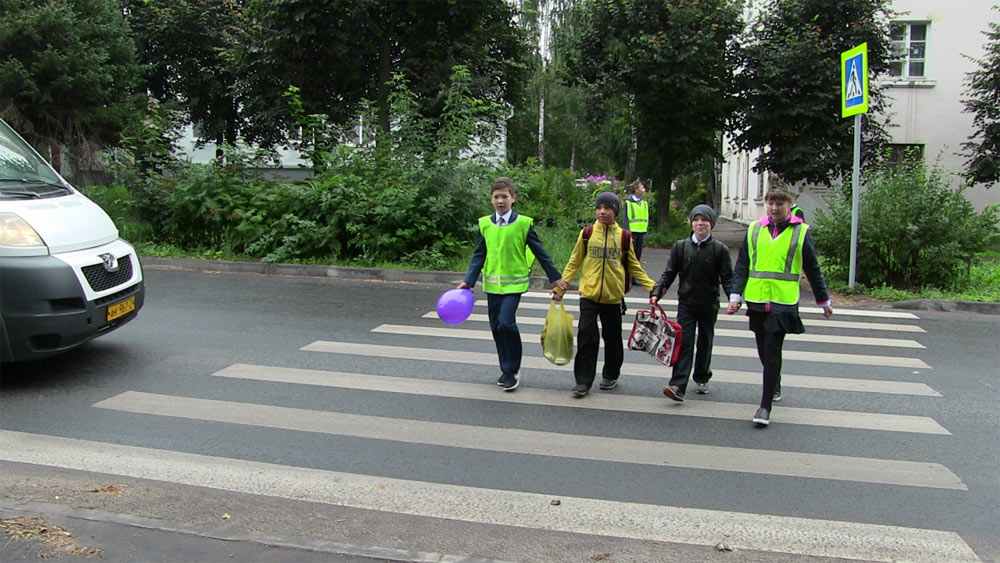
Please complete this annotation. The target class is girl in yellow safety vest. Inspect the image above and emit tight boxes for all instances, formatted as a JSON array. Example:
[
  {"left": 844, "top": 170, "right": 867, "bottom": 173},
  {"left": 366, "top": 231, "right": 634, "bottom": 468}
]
[{"left": 727, "top": 188, "right": 833, "bottom": 427}]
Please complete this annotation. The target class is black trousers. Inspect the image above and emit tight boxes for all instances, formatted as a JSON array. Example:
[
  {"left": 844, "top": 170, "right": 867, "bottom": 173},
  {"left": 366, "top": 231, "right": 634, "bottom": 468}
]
[
  {"left": 574, "top": 298, "right": 624, "bottom": 388},
  {"left": 750, "top": 313, "right": 786, "bottom": 411},
  {"left": 632, "top": 232, "right": 646, "bottom": 260},
  {"left": 668, "top": 303, "right": 718, "bottom": 393}
]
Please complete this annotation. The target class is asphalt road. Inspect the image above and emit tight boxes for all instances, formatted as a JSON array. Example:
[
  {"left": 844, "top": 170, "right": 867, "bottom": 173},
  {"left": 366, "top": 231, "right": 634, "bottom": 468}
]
[{"left": 1, "top": 265, "right": 997, "bottom": 562}]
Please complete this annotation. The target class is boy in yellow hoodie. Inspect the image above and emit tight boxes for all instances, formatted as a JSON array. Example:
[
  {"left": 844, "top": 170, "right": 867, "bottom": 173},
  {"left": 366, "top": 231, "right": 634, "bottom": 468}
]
[{"left": 555, "top": 192, "right": 656, "bottom": 397}]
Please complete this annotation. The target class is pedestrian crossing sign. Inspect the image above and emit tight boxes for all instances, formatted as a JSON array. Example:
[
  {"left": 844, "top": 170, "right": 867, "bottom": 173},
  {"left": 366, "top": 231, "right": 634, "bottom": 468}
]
[{"left": 841, "top": 43, "right": 869, "bottom": 117}]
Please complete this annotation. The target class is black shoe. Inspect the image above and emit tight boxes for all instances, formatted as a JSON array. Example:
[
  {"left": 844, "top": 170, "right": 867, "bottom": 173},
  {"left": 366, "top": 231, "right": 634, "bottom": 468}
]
[
  {"left": 773, "top": 389, "right": 782, "bottom": 402},
  {"left": 695, "top": 382, "right": 709, "bottom": 394},
  {"left": 753, "top": 408, "right": 770, "bottom": 426},
  {"left": 663, "top": 385, "right": 685, "bottom": 402},
  {"left": 599, "top": 378, "right": 618, "bottom": 390},
  {"left": 501, "top": 372, "right": 520, "bottom": 392},
  {"left": 497, "top": 375, "right": 504, "bottom": 386},
  {"left": 572, "top": 384, "right": 589, "bottom": 397}
]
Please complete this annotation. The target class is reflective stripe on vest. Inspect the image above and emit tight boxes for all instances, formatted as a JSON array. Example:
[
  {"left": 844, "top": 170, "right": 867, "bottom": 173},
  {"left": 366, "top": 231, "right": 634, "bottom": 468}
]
[
  {"left": 745, "top": 221, "right": 806, "bottom": 305},
  {"left": 625, "top": 199, "right": 649, "bottom": 233},
  {"left": 479, "top": 215, "right": 533, "bottom": 294}
]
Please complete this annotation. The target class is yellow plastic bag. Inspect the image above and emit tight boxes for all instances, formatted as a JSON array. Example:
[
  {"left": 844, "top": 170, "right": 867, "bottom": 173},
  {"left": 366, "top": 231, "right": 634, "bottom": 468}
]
[{"left": 541, "top": 299, "right": 574, "bottom": 366}]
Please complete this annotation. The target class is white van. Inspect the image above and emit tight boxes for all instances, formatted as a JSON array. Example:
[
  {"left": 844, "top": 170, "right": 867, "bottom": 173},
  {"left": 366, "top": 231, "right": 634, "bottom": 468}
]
[{"left": 0, "top": 118, "right": 145, "bottom": 362}]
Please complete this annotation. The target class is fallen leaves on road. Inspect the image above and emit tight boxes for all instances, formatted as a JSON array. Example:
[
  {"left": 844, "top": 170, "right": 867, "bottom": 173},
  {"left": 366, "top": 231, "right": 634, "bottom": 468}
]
[
  {"left": 0, "top": 516, "right": 103, "bottom": 558},
  {"left": 715, "top": 542, "right": 736, "bottom": 552}
]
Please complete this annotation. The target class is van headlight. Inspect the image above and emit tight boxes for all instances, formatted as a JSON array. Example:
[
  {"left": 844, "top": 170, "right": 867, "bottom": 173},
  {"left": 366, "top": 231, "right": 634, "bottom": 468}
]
[{"left": 0, "top": 212, "right": 45, "bottom": 247}]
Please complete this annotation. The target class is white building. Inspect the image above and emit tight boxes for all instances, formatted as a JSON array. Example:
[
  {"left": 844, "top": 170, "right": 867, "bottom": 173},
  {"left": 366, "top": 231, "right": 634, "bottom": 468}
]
[{"left": 721, "top": 1, "right": 999, "bottom": 223}]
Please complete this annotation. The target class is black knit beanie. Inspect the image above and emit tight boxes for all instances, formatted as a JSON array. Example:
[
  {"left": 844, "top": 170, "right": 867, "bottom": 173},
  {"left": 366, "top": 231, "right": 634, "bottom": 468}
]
[
  {"left": 689, "top": 204, "right": 717, "bottom": 227},
  {"left": 595, "top": 191, "right": 620, "bottom": 217}
]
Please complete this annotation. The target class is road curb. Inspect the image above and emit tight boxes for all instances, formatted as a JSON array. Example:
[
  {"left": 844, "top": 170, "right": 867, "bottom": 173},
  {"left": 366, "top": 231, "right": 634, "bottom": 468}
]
[
  {"left": 1, "top": 501, "right": 511, "bottom": 563},
  {"left": 885, "top": 298, "right": 1000, "bottom": 315},
  {"left": 140, "top": 256, "right": 559, "bottom": 289}
]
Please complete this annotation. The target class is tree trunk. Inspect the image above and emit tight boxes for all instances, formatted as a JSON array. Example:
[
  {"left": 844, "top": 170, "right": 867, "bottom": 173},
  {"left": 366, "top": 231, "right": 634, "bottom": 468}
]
[
  {"left": 538, "top": 93, "right": 545, "bottom": 166},
  {"left": 49, "top": 144, "right": 62, "bottom": 175},
  {"left": 376, "top": 25, "right": 393, "bottom": 150},
  {"left": 625, "top": 94, "right": 637, "bottom": 182},
  {"left": 537, "top": 0, "right": 550, "bottom": 167},
  {"left": 655, "top": 149, "right": 675, "bottom": 228}
]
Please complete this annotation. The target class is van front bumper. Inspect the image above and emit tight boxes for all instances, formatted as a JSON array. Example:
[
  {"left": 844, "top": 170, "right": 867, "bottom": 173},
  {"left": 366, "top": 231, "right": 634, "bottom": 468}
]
[{"left": 0, "top": 252, "right": 145, "bottom": 362}]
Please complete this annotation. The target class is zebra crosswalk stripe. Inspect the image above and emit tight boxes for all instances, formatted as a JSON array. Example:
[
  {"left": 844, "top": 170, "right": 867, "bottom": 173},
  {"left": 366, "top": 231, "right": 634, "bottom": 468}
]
[
  {"left": 375, "top": 324, "right": 930, "bottom": 367},
  {"left": 486, "top": 302, "right": 927, "bottom": 333},
  {"left": 423, "top": 313, "right": 926, "bottom": 348},
  {"left": 300, "top": 340, "right": 941, "bottom": 397},
  {"left": 520, "top": 291, "right": 922, "bottom": 319},
  {"left": 0, "top": 430, "right": 978, "bottom": 563},
  {"left": 91, "top": 391, "right": 965, "bottom": 490},
  {"left": 212, "top": 363, "right": 949, "bottom": 434}
]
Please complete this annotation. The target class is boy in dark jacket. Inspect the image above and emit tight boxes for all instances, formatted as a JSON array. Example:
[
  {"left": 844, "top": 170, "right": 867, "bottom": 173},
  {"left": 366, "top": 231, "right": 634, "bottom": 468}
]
[{"left": 650, "top": 204, "right": 733, "bottom": 401}]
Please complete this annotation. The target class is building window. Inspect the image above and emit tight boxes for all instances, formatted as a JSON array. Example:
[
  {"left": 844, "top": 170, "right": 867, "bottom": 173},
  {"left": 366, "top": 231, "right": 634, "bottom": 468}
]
[
  {"left": 886, "top": 143, "right": 924, "bottom": 166},
  {"left": 889, "top": 22, "right": 928, "bottom": 78}
]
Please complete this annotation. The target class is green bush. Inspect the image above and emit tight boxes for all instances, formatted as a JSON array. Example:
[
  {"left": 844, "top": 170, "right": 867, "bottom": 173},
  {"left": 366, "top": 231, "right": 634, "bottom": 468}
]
[{"left": 813, "top": 159, "right": 1000, "bottom": 290}]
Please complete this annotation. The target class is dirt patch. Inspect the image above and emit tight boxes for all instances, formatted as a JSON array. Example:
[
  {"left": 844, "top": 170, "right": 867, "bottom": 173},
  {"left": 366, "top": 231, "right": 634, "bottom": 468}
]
[
  {"left": 1, "top": 517, "right": 102, "bottom": 559},
  {"left": 827, "top": 289, "right": 888, "bottom": 308},
  {"left": 83, "top": 484, "right": 129, "bottom": 497}
]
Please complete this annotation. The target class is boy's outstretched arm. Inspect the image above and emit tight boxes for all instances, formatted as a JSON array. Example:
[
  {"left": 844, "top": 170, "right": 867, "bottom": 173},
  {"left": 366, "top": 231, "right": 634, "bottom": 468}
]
[
  {"left": 525, "top": 224, "right": 562, "bottom": 283},
  {"left": 459, "top": 235, "right": 487, "bottom": 289}
]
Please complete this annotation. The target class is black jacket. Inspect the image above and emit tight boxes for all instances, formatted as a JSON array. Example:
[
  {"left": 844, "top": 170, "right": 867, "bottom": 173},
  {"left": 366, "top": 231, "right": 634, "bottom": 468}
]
[{"left": 652, "top": 235, "right": 733, "bottom": 310}]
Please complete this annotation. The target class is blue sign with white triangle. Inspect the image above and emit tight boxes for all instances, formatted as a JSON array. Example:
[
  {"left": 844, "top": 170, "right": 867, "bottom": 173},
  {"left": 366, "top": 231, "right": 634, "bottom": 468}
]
[{"left": 841, "top": 43, "right": 869, "bottom": 117}]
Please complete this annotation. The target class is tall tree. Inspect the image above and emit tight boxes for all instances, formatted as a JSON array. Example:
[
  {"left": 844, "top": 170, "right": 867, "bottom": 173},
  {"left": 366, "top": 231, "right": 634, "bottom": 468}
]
[
  {"left": 0, "top": 0, "right": 143, "bottom": 172},
  {"left": 122, "top": 0, "right": 243, "bottom": 151},
  {"left": 961, "top": 6, "right": 1000, "bottom": 187},
  {"left": 560, "top": 0, "right": 743, "bottom": 225},
  {"left": 236, "top": 0, "right": 530, "bottom": 152},
  {"left": 731, "top": 0, "right": 894, "bottom": 186}
]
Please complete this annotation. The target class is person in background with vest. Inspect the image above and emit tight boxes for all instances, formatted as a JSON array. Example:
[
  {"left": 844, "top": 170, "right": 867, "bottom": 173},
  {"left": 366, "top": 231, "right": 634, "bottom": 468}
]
[
  {"left": 727, "top": 188, "right": 833, "bottom": 427},
  {"left": 623, "top": 179, "right": 650, "bottom": 260},
  {"left": 652, "top": 204, "right": 733, "bottom": 402},
  {"left": 790, "top": 193, "right": 806, "bottom": 221},
  {"left": 553, "top": 192, "right": 656, "bottom": 397},
  {"left": 459, "top": 177, "right": 569, "bottom": 391}
]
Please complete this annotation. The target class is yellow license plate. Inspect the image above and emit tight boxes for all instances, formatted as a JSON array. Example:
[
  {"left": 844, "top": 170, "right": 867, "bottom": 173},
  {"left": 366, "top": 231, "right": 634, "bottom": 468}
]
[{"left": 106, "top": 296, "right": 136, "bottom": 321}]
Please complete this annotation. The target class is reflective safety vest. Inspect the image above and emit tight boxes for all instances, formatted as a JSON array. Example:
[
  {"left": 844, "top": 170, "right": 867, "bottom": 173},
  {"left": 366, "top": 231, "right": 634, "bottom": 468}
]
[
  {"left": 624, "top": 198, "right": 649, "bottom": 233},
  {"left": 479, "top": 215, "right": 535, "bottom": 294},
  {"left": 744, "top": 220, "right": 807, "bottom": 305}
]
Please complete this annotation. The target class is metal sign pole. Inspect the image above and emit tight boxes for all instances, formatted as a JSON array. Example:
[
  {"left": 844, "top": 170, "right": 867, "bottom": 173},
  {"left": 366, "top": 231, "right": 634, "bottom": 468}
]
[
  {"left": 849, "top": 114, "right": 861, "bottom": 290},
  {"left": 841, "top": 43, "right": 867, "bottom": 291}
]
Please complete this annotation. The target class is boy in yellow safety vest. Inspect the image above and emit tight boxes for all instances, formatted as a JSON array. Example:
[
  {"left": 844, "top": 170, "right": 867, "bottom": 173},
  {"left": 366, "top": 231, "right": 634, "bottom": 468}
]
[
  {"left": 459, "top": 177, "right": 568, "bottom": 391},
  {"left": 623, "top": 179, "right": 650, "bottom": 261},
  {"left": 727, "top": 188, "right": 833, "bottom": 427}
]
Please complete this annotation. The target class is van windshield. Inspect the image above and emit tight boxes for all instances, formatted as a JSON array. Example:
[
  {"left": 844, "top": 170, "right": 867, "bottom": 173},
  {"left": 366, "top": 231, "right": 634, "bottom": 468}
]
[{"left": 0, "top": 120, "right": 70, "bottom": 198}]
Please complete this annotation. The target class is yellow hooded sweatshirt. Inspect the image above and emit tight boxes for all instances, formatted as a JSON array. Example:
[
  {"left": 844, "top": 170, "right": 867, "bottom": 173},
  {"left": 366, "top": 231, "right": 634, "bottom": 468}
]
[{"left": 560, "top": 221, "right": 655, "bottom": 304}]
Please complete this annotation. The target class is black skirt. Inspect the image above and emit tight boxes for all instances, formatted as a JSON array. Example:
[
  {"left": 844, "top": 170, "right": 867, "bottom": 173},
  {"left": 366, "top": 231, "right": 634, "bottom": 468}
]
[{"left": 747, "top": 308, "right": 805, "bottom": 335}]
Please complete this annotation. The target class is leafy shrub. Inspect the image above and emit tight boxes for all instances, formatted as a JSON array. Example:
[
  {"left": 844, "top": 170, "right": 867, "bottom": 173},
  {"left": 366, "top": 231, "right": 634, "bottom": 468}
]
[{"left": 813, "top": 159, "right": 1000, "bottom": 290}]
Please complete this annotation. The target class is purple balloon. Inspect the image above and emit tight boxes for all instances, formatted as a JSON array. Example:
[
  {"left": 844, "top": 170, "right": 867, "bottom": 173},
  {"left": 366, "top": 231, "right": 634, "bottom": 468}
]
[{"left": 437, "top": 288, "right": 475, "bottom": 325}]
